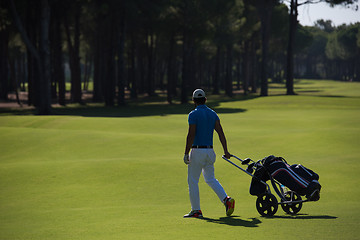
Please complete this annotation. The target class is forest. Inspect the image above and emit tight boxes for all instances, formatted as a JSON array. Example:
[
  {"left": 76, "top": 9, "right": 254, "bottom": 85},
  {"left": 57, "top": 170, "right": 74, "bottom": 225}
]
[{"left": 0, "top": 0, "right": 359, "bottom": 114}]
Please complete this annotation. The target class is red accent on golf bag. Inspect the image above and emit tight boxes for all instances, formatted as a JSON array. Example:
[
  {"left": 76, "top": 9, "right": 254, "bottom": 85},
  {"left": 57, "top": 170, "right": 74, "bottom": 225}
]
[{"left": 266, "top": 160, "right": 309, "bottom": 196}]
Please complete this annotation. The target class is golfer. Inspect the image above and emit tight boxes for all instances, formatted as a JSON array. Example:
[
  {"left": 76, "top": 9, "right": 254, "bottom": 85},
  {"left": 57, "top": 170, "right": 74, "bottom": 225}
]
[{"left": 183, "top": 89, "right": 235, "bottom": 218}]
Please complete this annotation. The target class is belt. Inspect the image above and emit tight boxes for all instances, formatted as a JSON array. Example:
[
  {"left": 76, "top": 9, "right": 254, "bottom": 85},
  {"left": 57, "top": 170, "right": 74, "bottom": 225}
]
[{"left": 192, "top": 145, "right": 213, "bottom": 149}]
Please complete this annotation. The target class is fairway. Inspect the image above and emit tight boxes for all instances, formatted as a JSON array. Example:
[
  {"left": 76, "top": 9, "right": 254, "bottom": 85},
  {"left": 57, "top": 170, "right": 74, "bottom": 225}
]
[{"left": 0, "top": 80, "right": 360, "bottom": 240}]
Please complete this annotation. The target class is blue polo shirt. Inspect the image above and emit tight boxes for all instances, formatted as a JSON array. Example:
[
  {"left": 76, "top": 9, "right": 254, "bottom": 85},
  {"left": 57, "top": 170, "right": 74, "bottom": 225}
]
[{"left": 188, "top": 104, "right": 220, "bottom": 146}]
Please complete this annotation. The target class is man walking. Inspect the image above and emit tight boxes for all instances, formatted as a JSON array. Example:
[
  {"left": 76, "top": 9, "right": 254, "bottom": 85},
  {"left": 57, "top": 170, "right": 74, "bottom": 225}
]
[{"left": 183, "top": 89, "right": 235, "bottom": 218}]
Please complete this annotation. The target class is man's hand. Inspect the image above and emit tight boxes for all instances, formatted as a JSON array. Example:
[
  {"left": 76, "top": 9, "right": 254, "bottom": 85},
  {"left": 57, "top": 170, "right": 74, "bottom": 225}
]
[
  {"left": 183, "top": 154, "right": 190, "bottom": 165},
  {"left": 224, "top": 151, "right": 232, "bottom": 159}
]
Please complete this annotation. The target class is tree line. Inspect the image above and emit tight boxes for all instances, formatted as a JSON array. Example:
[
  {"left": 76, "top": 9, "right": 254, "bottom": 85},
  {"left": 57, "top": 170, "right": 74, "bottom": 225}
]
[{"left": 0, "top": 0, "right": 358, "bottom": 114}]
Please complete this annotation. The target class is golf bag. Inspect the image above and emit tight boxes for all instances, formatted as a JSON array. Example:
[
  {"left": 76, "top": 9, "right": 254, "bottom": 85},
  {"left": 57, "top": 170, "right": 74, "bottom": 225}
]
[
  {"left": 250, "top": 155, "right": 321, "bottom": 200},
  {"left": 249, "top": 164, "right": 269, "bottom": 196},
  {"left": 263, "top": 155, "right": 321, "bottom": 198}
]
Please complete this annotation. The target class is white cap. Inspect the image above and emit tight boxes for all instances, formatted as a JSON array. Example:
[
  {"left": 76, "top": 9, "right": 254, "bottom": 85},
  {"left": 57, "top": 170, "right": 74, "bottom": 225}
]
[{"left": 192, "top": 89, "right": 206, "bottom": 99}]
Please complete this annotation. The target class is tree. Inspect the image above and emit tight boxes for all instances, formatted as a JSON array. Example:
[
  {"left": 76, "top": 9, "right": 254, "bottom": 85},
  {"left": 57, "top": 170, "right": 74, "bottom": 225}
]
[
  {"left": 64, "top": 0, "right": 82, "bottom": 104},
  {"left": 223, "top": 1, "right": 244, "bottom": 97},
  {"left": 315, "top": 19, "right": 335, "bottom": 33},
  {"left": 116, "top": 5, "right": 126, "bottom": 106},
  {"left": 9, "top": 0, "right": 52, "bottom": 114},
  {"left": 293, "top": 25, "right": 313, "bottom": 78},
  {"left": 0, "top": 3, "right": 10, "bottom": 100},
  {"left": 285, "top": 0, "right": 358, "bottom": 95},
  {"left": 326, "top": 23, "right": 360, "bottom": 81},
  {"left": 177, "top": 0, "right": 204, "bottom": 104},
  {"left": 239, "top": 2, "right": 260, "bottom": 94},
  {"left": 269, "top": 4, "right": 289, "bottom": 83},
  {"left": 91, "top": 0, "right": 122, "bottom": 105},
  {"left": 50, "top": 0, "right": 66, "bottom": 105},
  {"left": 158, "top": 1, "right": 181, "bottom": 104},
  {"left": 207, "top": 0, "right": 243, "bottom": 97},
  {"left": 251, "top": 0, "right": 278, "bottom": 96},
  {"left": 286, "top": 0, "right": 298, "bottom": 95},
  {"left": 9, "top": 0, "right": 359, "bottom": 110}
]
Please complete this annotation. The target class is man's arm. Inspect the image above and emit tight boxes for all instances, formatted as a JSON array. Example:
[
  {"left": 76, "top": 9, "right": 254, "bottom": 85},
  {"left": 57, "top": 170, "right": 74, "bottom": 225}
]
[
  {"left": 214, "top": 120, "right": 231, "bottom": 158},
  {"left": 185, "top": 124, "right": 196, "bottom": 155},
  {"left": 183, "top": 124, "right": 196, "bottom": 165}
]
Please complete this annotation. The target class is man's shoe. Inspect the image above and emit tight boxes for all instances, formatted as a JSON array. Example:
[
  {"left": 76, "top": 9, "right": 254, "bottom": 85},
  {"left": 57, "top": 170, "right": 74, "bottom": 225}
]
[
  {"left": 183, "top": 210, "right": 203, "bottom": 218},
  {"left": 224, "top": 197, "right": 235, "bottom": 216}
]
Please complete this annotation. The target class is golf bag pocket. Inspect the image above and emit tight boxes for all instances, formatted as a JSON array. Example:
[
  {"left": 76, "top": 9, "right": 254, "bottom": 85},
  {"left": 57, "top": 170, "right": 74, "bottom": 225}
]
[
  {"left": 290, "top": 164, "right": 319, "bottom": 182},
  {"left": 249, "top": 165, "right": 270, "bottom": 196},
  {"left": 249, "top": 178, "right": 267, "bottom": 196},
  {"left": 267, "top": 161, "right": 309, "bottom": 196}
]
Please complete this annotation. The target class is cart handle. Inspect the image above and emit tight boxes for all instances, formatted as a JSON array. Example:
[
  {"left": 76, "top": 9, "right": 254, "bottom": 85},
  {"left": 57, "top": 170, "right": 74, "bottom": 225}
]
[
  {"left": 222, "top": 155, "right": 254, "bottom": 178},
  {"left": 222, "top": 155, "right": 272, "bottom": 194},
  {"left": 231, "top": 155, "right": 255, "bottom": 166}
]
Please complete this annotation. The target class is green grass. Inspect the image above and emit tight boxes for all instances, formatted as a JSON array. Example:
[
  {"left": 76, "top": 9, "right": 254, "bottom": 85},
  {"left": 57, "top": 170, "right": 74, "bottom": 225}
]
[{"left": 0, "top": 79, "right": 360, "bottom": 239}]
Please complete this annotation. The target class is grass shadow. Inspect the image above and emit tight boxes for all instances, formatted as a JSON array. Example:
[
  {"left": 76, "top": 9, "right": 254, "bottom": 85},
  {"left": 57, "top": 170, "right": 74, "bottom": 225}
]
[
  {"left": 2, "top": 78, "right": 358, "bottom": 117},
  {"left": 0, "top": 94, "right": 250, "bottom": 117},
  {"left": 198, "top": 216, "right": 261, "bottom": 227},
  {"left": 49, "top": 103, "right": 247, "bottom": 118},
  {"left": 0, "top": 107, "right": 37, "bottom": 116}
]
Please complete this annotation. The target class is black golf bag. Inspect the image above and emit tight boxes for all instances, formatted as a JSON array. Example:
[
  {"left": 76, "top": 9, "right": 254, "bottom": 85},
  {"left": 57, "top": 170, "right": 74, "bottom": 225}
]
[{"left": 250, "top": 155, "right": 321, "bottom": 200}]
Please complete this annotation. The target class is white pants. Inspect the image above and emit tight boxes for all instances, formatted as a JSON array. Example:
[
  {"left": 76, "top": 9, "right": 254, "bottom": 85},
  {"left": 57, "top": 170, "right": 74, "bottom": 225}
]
[{"left": 188, "top": 148, "right": 227, "bottom": 211}]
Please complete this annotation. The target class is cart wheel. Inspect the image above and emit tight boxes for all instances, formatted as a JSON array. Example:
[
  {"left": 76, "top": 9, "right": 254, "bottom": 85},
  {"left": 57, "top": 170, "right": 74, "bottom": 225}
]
[
  {"left": 256, "top": 193, "right": 278, "bottom": 217},
  {"left": 281, "top": 191, "right": 303, "bottom": 215}
]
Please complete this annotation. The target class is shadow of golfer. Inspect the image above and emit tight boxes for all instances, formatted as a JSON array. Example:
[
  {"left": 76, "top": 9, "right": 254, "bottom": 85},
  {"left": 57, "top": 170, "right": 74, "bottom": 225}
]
[{"left": 199, "top": 216, "right": 261, "bottom": 227}]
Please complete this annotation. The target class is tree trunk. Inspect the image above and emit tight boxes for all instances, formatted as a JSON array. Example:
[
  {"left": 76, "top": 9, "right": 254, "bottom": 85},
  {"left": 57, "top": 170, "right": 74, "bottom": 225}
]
[
  {"left": 167, "top": 32, "right": 175, "bottom": 104},
  {"left": 130, "top": 31, "right": 137, "bottom": 99},
  {"left": 8, "top": 57, "right": 18, "bottom": 102},
  {"left": 0, "top": 22, "right": 9, "bottom": 100},
  {"left": 225, "top": 44, "right": 233, "bottom": 97},
  {"left": 181, "top": 32, "right": 194, "bottom": 104},
  {"left": 254, "top": 0, "right": 275, "bottom": 96},
  {"left": 286, "top": 0, "right": 297, "bottom": 95},
  {"left": 104, "top": 18, "right": 116, "bottom": 107},
  {"left": 25, "top": 1, "right": 39, "bottom": 106},
  {"left": 10, "top": 0, "right": 51, "bottom": 114},
  {"left": 137, "top": 42, "right": 145, "bottom": 95},
  {"left": 147, "top": 31, "right": 155, "bottom": 96},
  {"left": 250, "top": 35, "right": 257, "bottom": 93},
  {"left": 51, "top": 6, "right": 65, "bottom": 105},
  {"left": 64, "top": 3, "right": 82, "bottom": 104},
  {"left": 259, "top": 7, "right": 272, "bottom": 96},
  {"left": 38, "top": 0, "right": 51, "bottom": 114},
  {"left": 83, "top": 53, "right": 89, "bottom": 91},
  {"left": 117, "top": 11, "right": 126, "bottom": 106},
  {"left": 213, "top": 45, "right": 221, "bottom": 94},
  {"left": 93, "top": 14, "right": 103, "bottom": 102},
  {"left": 235, "top": 53, "right": 241, "bottom": 91},
  {"left": 242, "top": 40, "right": 250, "bottom": 95},
  {"left": 355, "top": 54, "right": 360, "bottom": 81}
]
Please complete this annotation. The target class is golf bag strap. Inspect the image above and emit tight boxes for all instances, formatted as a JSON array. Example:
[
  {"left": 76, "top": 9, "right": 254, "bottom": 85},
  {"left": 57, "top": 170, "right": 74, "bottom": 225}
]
[{"left": 276, "top": 157, "right": 287, "bottom": 164}]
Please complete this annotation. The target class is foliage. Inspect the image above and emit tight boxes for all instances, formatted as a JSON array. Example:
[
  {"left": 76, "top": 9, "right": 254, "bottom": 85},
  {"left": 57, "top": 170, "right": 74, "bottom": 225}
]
[
  {"left": 326, "top": 23, "right": 360, "bottom": 60},
  {"left": 1, "top": 0, "right": 359, "bottom": 110},
  {"left": 0, "top": 7, "right": 11, "bottom": 31}
]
